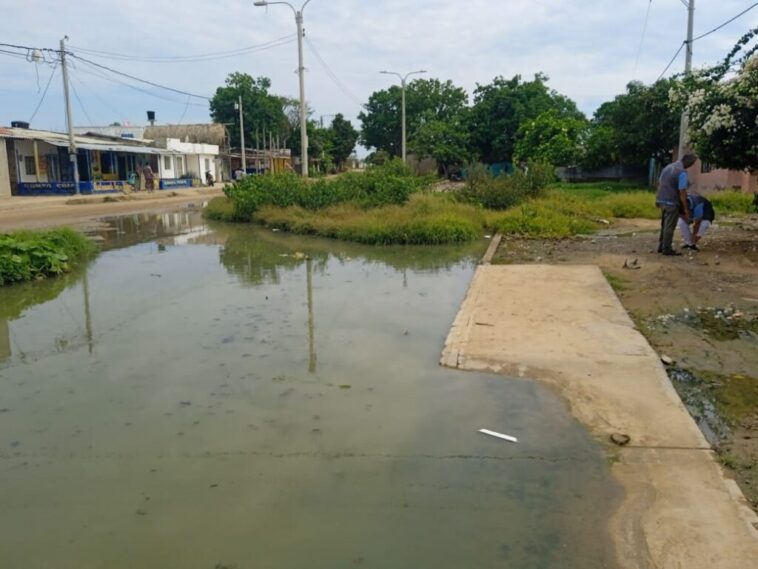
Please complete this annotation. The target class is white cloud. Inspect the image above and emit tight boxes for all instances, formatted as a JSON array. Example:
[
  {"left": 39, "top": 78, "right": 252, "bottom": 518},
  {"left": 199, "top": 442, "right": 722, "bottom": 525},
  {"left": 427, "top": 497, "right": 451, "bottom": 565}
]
[{"left": 1, "top": 0, "right": 756, "bottom": 129}]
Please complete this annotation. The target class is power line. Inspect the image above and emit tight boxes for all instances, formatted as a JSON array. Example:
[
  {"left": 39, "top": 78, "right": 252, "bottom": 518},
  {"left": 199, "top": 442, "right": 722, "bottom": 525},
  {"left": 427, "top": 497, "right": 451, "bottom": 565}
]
[
  {"left": 656, "top": 41, "right": 685, "bottom": 81},
  {"left": 68, "top": 35, "right": 296, "bottom": 63},
  {"left": 304, "top": 36, "right": 364, "bottom": 108},
  {"left": 693, "top": 2, "right": 758, "bottom": 42},
  {"left": 69, "top": 79, "right": 95, "bottom": 126},
  {"left": 633, "top": 0, "right": 654, "bottom": 78},
  {"left": 28, "top": 62, "right": 58, "bottom": 123},
  {"left": 69, "top": 67, "right": 127, "bottom": 119},
  {"left": 68, "top": 53, "right": 211, "bottom": 100}
]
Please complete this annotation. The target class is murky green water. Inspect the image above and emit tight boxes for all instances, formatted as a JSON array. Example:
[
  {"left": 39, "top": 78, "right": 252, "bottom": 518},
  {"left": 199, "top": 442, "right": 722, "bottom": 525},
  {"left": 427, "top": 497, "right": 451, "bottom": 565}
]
[{"left": 1, "top": 212, "right": 619, "bottom": 569}]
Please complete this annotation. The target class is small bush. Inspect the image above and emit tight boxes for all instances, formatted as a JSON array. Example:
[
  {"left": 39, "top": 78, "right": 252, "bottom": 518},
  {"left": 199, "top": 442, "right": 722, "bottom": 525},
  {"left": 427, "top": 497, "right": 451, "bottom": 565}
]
[
  {"left": 708, "top": 191, "right": 755, "bottom": 215},
  {"left": 204, "top": 196, "right": 235, "bottom": 221},
  {"left": 223, "top": 159, "right": 429, "bottom": 219},
  {"left": 459, "top": 161, "right": 555, "bottom": 210},
  {"left": 0, "top": 228, "right": 96, "bottom": 286}
]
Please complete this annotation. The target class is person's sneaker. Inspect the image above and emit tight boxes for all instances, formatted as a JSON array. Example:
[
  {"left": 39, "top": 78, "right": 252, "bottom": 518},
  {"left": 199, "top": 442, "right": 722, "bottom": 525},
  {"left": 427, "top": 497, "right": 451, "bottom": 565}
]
[
  {"left": 689, "top": 244, "right": 700, "bottom": 252},
  {"left": 681, "top": 244, "right": 692, "bottom": 250},
  {"left": 661, "top": 249, "right": 682, "bottom": 256}
]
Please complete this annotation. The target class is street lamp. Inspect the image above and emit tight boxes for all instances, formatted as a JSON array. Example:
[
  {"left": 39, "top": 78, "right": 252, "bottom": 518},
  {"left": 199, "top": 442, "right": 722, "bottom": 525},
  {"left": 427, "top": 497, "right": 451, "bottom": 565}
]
[
  {"left": 380, "top": 69, "right": 426, "bottom": 163},
  {"left": 254, "top": 0, "right": 313, "bottom": 177}
]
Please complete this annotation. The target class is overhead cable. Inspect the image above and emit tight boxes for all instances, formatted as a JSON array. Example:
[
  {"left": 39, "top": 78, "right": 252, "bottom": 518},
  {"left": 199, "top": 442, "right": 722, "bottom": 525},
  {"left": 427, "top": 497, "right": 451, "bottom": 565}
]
[
  {"left": 28, "top": 63, "right": 58, "bottom": 123},
  {"left": 692, "top": 2, "right": 758, "bottom": 42}
]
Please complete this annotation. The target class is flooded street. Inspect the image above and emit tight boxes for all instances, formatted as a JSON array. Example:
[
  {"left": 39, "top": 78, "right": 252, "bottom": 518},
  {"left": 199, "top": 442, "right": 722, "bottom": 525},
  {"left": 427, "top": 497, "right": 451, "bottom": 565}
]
[{"left": 0, "top": 211, "right": 619, "bottom": 569}]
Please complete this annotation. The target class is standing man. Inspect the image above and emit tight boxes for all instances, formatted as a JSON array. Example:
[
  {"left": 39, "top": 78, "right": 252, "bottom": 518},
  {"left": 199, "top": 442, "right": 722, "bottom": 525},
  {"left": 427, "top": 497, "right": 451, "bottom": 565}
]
[
  {"left": 143, "top": 162, "right": 155, "bottom": 193},
  {"left": 656, "top": 153, "right": 697, "bottom": 256}
]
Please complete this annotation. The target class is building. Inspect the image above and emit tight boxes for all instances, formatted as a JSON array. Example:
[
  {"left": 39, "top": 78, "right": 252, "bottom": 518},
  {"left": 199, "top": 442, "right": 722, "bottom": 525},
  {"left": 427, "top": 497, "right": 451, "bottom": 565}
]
[
  {"left": 687, "top": 160, "right": 757, "bottom": 194},
  {"left": 0, "top": 126, "right": 218, "bottom": 196}
]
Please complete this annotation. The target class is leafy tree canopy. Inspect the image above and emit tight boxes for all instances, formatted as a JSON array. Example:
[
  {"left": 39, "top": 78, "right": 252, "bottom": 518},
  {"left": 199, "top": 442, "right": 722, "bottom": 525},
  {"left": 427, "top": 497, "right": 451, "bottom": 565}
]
[
  {"left": 359, "top": 78, "right": 468, "bottom": 157},
  {"left": 468, "top": 73, "right": 584, "bottom": 164},
  {"left": 513, "top": 109, "right": 587, "bottom": 166},
  {"left": 329, "top": 114, "right": 359, "bottom": 169},
  {"left": 209, "top": 72, "right": 289, "bottom": 149}
]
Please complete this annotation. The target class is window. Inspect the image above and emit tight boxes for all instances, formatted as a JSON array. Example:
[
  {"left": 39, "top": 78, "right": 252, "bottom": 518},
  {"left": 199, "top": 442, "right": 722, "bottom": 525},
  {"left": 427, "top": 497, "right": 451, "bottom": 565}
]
[
  {"left": 701, "top": 162, "right": 713, "bottom": 174},
  {"left": 164, "top": 156, "right": 171, "bottom": 170},
  {"left": 204, "top": 158, "right": 210, "bottom": 171},
  {"left": 24, "top": 156, "right": 36, "bottom": 176}
]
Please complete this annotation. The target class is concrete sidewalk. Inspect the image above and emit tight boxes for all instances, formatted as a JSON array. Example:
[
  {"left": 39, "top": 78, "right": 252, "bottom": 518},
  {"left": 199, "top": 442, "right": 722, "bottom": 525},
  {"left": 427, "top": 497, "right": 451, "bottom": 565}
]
[{"left": 441, "top": 264, "right": 758, "bottom": 569}]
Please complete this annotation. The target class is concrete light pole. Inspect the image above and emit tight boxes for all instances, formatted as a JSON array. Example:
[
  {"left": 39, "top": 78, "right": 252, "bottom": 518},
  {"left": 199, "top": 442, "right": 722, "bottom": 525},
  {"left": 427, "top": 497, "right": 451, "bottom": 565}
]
[
  {"left": 254, "top": 0, "right": 312, "bottom": 177},
  {"left": 678, "top": 0, "right": 695, "bottom": 159},
  {"left": 235, "top": 96, "right": 246, "bottom": 172},
  {"left": 60, "top": 36, "right": 80, "bottom": 194},
  {"left": 380, "top": 69, "right": 427, "bottom": 163}
]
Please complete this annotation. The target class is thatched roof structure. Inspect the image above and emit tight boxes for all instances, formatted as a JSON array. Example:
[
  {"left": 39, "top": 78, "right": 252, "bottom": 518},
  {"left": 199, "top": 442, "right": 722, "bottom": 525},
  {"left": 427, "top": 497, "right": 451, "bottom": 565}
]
[{"left": 144, "top": 123, "right": 227, "bottom": 147}]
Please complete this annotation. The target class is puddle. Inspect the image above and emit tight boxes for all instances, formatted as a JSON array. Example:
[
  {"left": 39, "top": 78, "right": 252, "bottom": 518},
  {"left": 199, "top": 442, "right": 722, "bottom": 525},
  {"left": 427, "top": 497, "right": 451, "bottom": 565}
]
[{"left": 0, "top": 213, "right": 620, "bottom": 569}]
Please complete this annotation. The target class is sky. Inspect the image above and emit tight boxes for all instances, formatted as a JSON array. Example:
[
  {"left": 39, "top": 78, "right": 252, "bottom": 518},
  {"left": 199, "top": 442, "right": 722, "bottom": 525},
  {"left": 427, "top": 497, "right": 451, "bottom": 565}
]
[{"left": 1, "top": 0, "right": 757, "bottom": 142}]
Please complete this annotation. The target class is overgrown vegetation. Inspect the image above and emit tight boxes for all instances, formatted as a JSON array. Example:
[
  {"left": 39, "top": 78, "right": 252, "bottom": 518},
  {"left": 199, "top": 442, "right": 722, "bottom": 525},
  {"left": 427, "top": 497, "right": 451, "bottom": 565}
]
[
  {"left": 0, "top": 228, "right": 96, "bottom": 286},
  {"left": 458, "top": 161, "right": 555, "bottom": 210}
]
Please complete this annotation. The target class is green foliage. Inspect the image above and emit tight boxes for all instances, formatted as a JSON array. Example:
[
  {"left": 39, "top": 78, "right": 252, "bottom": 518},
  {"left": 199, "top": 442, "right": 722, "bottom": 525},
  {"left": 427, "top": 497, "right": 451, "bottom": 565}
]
[
  {"left": 708, "top": 191, "right": 755, "bottom": 214},
  {"left": 0, "top": 228, "right": 96, "bottom": 286},
  {"left": 411, "top": 115, "right": 471, "bottom": 176},
  {"left": 674, "top": 42, "right": 758, "bottom": 171},
  {"left": 329, "top": 114, "right": 359, "bottom": 169},
  {"left": 359, "top": 78, "right": 469, "bottom": 157},
  {"left": 209, "top": 72, "right": 289, "bottom": 149},
  {"left": 223, "top": 160, "right": 429, "bottom": 220},
  {"left": 513, "top": 109, "right": 588, "bottom": 166},
  {"left": 254, "top": 193, "right": 484, "bottom": 245},
  {"left": 587, "top": 79, "right": 680, "bottom": 168},
  {"left": 490, "top": 200, "right": 599, "bottom": 238},
  {"left": 469, "top": 73, "right": 585, "bottom": 164},
  {"left": 459, "top": 161, "right": 555, "bottom": 210},
  {"left": 204, "top": 196, "right": 236, "bottom": 221}
]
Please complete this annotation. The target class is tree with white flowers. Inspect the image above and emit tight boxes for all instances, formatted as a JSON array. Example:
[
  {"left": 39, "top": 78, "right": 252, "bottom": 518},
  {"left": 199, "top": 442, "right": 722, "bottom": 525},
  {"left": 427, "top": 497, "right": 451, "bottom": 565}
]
[{"left": 672, "top": 27, "right": 758, "bottom": 171}]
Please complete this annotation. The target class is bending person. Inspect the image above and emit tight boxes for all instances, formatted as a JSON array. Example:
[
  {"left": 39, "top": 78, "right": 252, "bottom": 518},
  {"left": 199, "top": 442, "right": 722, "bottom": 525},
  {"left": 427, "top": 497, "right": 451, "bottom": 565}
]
[{"left": 678, "top": 194, "right": 715, "bottom": 251}]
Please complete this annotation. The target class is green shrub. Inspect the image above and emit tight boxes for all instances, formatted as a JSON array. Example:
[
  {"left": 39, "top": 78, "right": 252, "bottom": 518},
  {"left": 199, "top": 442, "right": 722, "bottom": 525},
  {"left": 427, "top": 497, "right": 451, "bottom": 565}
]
[
  {"left": 0, "top": 228, "right": 96, "bottom": 286},
  {"left": 459, "top": 161, "right": 555, "bottom": 210},
  {"left": 596, "top": 192, "right": 659, "bottom": 219},
  {"left": 708, "top": 191, "right": 755, "bottom": 215},
  {"left": 204, "top": 196, "right": 235, "bottom": 221},
  {"left": 223, "top": 159, "right": 429, "bottom": 219}
]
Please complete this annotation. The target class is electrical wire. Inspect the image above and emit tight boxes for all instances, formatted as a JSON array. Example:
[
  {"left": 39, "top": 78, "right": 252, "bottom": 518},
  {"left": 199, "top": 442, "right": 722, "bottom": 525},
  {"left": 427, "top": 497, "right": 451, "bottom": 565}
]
[
  {"left": 68, "top": 53, "right": 211, "bottom": 100},
  {"left": 69, "top": 66, "right": 126, "bottom": 120},
  {"left": 693, "top": 2, "right": 758, "bottom": 42},
  {"left": 633, "top": 0, "right": 654, "bottom": 78},
  {"left": 304, "top": 36, "right": 364, "bottom": 108},
  {"left": 656, "top": 41, "right": 685, "bottom": 81},
  {"left": 28, "top": 62, "right": 58, "bottom": 123},
  {"left": 177, "top": 95, "right": 191, "bottom": 124},
  {"left": 67, "top": 35, "right": 296, "bottom": 63},
  {"left": 70, "top": 79, "right": 95, "bottom": 126}
]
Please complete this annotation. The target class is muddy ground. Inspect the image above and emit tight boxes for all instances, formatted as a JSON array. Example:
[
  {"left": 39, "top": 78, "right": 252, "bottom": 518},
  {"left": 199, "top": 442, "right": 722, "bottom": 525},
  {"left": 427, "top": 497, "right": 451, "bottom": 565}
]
[{"left": 492, "top": 214, "right": 758, "bottom": 511}]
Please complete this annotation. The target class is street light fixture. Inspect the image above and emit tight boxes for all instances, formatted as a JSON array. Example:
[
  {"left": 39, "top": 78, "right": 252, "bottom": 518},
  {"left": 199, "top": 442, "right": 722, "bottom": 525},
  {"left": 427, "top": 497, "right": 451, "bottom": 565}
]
[
  {"left": 253, "top": 0, "right": 313, "bottom": 177},
  {"left": 380, "top": 69, "right": 427, "bottom": 163}
]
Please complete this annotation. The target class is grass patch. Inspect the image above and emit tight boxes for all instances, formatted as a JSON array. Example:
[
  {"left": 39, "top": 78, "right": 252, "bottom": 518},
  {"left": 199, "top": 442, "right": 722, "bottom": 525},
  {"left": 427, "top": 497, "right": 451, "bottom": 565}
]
[
  {"left": 254, "top": 193, "right": 485, "bottom": 245},
  {"left": 708, "top": 191, "right": 755, "bottom": 215},
  {"left": 0, "top": 228, "right": 96, "bottom": 286},
  {"left": 205, "top": 196, "right": 235, "bottom": 221},
  {"left": 603, "top": 271, "right": 630, "bottom": 292}
]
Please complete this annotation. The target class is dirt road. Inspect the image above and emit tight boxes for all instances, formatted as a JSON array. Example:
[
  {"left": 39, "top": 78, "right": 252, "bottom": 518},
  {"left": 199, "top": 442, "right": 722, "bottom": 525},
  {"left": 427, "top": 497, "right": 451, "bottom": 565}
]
[{"left": 0, "top": 187, "right": 224, "bottom": 232}]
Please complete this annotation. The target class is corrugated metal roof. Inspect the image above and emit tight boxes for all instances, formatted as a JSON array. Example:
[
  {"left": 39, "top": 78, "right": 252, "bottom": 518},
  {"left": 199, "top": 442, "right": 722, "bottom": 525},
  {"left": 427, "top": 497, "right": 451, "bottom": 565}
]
[{"left": 0, "top": 127, "right": 175, "bottom": 154}]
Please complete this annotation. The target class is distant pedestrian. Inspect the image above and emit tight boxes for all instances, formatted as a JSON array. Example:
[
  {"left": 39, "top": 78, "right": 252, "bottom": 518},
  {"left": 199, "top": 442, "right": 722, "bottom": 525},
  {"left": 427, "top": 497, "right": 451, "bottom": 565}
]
[
  {"left": 678, "top": 194, "right": 715, "bottom": 251},
  {"left": 656, "top": 153, "right": 697, "bottom": 256},
  {"left": 143, "top": 162, "right": 155, "bottom": 192}
]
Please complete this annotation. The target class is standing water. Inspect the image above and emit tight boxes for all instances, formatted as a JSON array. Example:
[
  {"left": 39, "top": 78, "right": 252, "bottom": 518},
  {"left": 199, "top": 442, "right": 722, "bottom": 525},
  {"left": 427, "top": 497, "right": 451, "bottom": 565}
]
[{"left": 0, "top": 211, "right": 619, "bottom": 569}]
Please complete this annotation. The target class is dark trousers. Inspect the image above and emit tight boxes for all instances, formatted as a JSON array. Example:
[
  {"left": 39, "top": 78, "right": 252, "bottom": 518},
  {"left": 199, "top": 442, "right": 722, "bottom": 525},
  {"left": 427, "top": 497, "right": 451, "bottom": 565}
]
[{"left": 658, "top": 205, "right": 679, "bottom": 253}]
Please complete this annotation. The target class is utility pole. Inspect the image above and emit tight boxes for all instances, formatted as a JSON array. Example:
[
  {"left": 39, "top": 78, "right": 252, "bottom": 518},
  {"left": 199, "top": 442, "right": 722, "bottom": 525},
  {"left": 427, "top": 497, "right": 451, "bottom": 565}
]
[
  {"left": 236, "top": 95, "right": 247, "bottom": 173},
  {"left": 380, "top": 69, "right": 427, "bottom": 163},
  {"left": 678, "top": 0, "right": 695, "bottom": 159},
  {"left": 60, "top": 36, "right": 80, "bottom": 194},
  {"left": 253, "top": 0, "right": 311, "bottom": 177}
]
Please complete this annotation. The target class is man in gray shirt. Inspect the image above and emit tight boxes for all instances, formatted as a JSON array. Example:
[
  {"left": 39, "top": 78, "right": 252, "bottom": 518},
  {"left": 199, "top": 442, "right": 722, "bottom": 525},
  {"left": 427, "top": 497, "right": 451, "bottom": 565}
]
[{"left": 656, "top": 153, "right": 697, "bottom": 256}]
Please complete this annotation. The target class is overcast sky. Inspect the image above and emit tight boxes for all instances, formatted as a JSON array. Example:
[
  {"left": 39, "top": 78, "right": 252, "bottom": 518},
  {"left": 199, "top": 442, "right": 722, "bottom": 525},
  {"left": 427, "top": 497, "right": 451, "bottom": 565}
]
[{"left": 2, "top": 0, "right": 757, "bottom": 136}]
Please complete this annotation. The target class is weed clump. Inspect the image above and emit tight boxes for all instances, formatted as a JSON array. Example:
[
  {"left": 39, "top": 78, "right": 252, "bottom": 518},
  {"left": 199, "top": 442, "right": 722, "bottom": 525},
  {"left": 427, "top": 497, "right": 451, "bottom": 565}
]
[
  {"left": 0, "top": 228, "right": 96, "bottom": 286},
  {"left": 459, "top": 161, "right": 555, "bottom": 210}
]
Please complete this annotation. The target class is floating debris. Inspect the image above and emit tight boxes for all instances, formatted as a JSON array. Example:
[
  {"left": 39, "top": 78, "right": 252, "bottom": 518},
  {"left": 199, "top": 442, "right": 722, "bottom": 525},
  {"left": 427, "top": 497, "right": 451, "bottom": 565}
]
[
  {"left": 610, "top": 433, "right": 631, "bottom": 446},
  {"left": 479, "top": 428, "right": 518, "bottom": 443}
]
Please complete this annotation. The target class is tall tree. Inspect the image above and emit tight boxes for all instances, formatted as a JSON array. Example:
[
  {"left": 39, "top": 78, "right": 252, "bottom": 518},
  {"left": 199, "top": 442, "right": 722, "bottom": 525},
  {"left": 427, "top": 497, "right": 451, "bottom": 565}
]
[
  {"left": 411, "top": 115, "right": 471, "bottom": 176},
  {"left": 359, "top": 78, "right": 468, "bottom": 157},
  {"left": 513, "top": 109, "right": 587, "bottom": 166},
  {"left": 329, "top": 114, "right": 359, "bottom": 169},
  {"left": 209, "top": 73, "right": 289, "bottom": 149},
  {"left": 468, "top": 73, "right": 583, "bottom": 164},
  {"left": 586, "top": 79, "right": 680, "bottom": 168}
]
